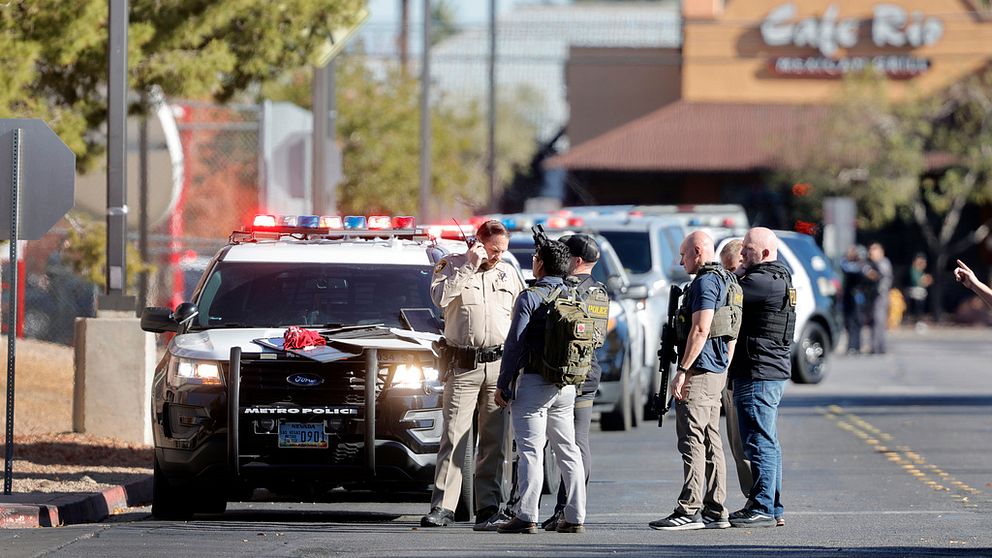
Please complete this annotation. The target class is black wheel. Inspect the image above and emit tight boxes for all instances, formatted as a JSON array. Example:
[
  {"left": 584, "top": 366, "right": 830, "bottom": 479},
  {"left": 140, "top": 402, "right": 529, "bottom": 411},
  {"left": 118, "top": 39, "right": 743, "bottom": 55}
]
[
  {"left": 600, "top": 361, "right": 633, "bottom": 432},
  {"left": 196, "top": 486, "right": 228, "bottom": 515},
  {"left": 541, "top": 442, "right": 560, "bottom": 495},
  {"left": 792, "top": 321, "right": 830, "bottom": 384},
  {"left": 454, "top": 423, "right": 475, "bottom": 522},
  {"left": 151, "top": 455, "right": 194, "bottom": 520}
]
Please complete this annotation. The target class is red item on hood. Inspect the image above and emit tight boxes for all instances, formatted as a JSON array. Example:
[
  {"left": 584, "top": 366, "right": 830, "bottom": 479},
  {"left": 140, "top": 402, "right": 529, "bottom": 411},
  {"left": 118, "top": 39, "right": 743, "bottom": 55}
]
[{"left": 283, "top": 326, "right": 327, "bottom": 350}]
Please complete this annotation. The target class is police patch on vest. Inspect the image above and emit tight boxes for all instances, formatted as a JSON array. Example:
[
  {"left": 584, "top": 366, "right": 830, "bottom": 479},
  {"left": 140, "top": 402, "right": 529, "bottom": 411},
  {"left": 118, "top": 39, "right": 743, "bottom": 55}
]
[
  {"left": 586, "top": 303, "right": 609, "bottom": 318},
  {"left": 434, "top": 260, "right": 448, "bottom": 274}
]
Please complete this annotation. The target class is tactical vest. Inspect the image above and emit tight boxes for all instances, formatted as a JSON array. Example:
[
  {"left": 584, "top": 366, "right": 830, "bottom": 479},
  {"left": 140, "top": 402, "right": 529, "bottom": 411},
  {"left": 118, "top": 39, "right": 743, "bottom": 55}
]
[
  {"left": 742, "top": 264, "right": 797, "bottom": 343},
  {"left": 527, "top": 284, "right": 597, "bottom": 387},
  {"left": 675, "top": 263, "right": 743, "bottom": 350},
  {"left": 567, "top": 275, "right": 610, "bottom": 349}
]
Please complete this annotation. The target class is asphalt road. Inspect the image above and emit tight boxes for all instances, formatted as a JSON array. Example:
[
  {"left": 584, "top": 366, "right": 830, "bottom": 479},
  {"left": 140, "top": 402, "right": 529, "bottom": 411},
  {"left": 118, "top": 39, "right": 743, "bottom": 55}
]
[{"left": 3, "top": 327, "right": 991, "bottom": 558}]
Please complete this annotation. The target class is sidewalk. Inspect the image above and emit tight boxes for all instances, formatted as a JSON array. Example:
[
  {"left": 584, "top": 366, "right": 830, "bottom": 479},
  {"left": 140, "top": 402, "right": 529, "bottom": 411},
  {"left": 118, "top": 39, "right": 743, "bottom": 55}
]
[{"left": 0, "top": 475, "right": 152, "bottom": 528}]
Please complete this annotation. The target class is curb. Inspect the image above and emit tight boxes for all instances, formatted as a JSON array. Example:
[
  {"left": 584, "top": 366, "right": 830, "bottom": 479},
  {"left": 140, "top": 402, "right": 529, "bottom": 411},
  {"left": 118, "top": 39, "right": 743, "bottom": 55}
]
[{"left": 0, "top": 475, "right": 152, "bottom": 528}]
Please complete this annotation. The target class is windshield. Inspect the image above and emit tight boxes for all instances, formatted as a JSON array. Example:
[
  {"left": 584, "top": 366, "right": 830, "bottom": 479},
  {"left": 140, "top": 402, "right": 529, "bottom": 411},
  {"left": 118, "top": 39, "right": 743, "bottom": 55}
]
[
  {"left": 598, "top": 231, "right": 652, "bottom": 275},
  {"left": 192, "top": 262, "right": 434, "bottom": 329}
]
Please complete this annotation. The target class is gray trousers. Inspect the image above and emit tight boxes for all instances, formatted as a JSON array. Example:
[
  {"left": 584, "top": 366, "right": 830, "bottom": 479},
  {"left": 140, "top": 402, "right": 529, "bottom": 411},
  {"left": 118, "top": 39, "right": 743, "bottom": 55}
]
[
  {"left": 674, "top": 370, "right": 727, "bottom": 517},
  {"left": 554, "top": 397, "right": 592, "bottom": 513},
  {"left": 722, "top": 382, "right": 752, "bottom": 500},
  {"left": 431, "top": 360, "right": 508, "bottom": 513},
  {"left": 871, "top": 300, "right": 889, "bottom": 354},
  {"left": 510, "top": 373, "right": 585, "bottom": 524}
]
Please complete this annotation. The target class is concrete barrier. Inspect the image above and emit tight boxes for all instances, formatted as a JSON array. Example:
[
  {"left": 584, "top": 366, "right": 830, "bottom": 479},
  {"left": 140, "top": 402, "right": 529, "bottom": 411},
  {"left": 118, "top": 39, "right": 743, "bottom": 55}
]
[{"left": 73, "top": 315, "right": 156, "bottom": 444}]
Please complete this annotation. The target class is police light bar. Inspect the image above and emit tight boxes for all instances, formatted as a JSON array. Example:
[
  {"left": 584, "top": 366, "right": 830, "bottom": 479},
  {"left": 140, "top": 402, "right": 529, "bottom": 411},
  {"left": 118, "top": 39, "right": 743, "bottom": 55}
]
[
  {"left": 253, "top": 214, "right": 277, "bottom": 227},
  {"left": 297, "top": 215, "right": 320, "bottom": 228},
  {"left": 320, "top": 216, "right": 343, "bottom": 229},
  {"left": 391, "top": 216, "right": 416, "bottom": 229},
  {"left": 343, "top": 216, "right": 367, "bottom": 229},
  {"left": 367, "top": 215, "right": 391, "bottom": 229}
]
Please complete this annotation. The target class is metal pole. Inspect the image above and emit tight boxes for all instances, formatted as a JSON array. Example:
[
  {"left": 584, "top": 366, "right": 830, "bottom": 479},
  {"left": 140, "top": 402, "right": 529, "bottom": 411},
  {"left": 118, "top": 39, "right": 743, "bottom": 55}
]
[
  {"left": 4, "top": 129, "right": 22, "bottom": 495},
  {"left": 138, "top": 93, "right": 149, "bottom": 313},
  {"left": 418, "top": 0, "right": 432, "bottom": 222},
  {"left": 103, "top": 0, "right": 130, "bottom": 309},
  {"left": 312, "top": 64, "right": 329, "bottom": 215},
  {"left": 487, "top": 0, "right": 497, "bottom": 209},
  {"left": 399, "top": 0, "right": 410, "bottom": 76}
]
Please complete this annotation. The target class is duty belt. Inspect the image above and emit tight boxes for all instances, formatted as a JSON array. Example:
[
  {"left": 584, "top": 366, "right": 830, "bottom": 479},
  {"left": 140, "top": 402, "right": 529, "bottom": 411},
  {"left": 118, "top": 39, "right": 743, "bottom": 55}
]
[{"left": 453, "top": 344, "right": 504, "bottom": 363}]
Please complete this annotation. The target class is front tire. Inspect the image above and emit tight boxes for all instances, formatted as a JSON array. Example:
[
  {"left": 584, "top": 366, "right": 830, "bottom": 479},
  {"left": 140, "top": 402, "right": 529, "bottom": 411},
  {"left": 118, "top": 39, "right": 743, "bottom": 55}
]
[
  {"left": 151, "top": 456, "right": 194, "bottom": 520},
  {"left": 792, "top": 321, "right": 830, "bottom": 384}
]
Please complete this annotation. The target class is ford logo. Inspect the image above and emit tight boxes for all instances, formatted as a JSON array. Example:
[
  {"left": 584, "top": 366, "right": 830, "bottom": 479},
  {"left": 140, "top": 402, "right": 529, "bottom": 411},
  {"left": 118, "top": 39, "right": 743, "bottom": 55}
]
[{"left": 286, "top": 373, "right": 324, "bottom": 387}]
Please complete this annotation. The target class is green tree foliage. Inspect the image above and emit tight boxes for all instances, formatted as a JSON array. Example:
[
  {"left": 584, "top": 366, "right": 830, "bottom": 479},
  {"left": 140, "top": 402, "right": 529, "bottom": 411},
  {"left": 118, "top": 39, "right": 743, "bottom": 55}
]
[
  {"left": 62, "top": 213, "right": 155, "bottom": 290},
  {"left": 0, "top": 0, "right": 366, "bottom": 172},
  {"left": 260, "top": 56, "right": 541, "bottom": 216},
  {"left": 782, "top": 69, "right": 992, "bottom": 317}
]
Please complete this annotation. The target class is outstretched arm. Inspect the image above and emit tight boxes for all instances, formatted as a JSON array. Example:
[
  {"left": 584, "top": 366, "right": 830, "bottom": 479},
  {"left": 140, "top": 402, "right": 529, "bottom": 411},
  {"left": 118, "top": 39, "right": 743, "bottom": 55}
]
[{"left": 954, "top": 259, "right": 992, "bottom": 309}]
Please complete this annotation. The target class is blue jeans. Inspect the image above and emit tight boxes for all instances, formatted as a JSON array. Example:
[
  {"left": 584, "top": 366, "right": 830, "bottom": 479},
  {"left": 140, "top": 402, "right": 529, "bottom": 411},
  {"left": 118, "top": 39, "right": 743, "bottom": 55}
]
[{"left": 733, "top": 378, "right": 785, "bottom": 518}]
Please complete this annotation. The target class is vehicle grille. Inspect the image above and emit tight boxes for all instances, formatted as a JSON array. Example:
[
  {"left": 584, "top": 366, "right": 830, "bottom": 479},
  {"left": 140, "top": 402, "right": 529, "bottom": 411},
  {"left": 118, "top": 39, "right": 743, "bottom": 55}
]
[{"left": 237, "top": 359, "right": 387, "bottom": 406}]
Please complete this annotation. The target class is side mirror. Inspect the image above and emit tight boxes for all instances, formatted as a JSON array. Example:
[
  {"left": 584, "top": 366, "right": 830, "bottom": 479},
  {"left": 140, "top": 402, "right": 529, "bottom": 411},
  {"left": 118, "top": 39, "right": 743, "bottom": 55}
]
[
  {"left": 623, "top": 284, "right": 650, "bottom": 300},
  {"left": 172, "top": 302, "right": 199, "bottom": 325},
  {"left": 140, "top": 307, "right": 178, "bottom": 333}
]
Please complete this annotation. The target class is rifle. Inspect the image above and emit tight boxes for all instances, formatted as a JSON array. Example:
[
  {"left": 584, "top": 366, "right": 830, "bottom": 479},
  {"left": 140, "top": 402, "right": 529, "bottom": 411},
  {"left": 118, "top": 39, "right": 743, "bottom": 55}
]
[
  {"left": 654, "top": 283, "right": 684, "bottom": 427},
  {"left": 531, "top": 223, "right": 549, "bottom": 249}
]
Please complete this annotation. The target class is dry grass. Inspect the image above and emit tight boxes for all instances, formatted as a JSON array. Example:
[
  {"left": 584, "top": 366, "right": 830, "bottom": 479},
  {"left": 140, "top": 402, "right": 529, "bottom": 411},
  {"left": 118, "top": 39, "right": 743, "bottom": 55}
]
[
  {"left": 0, "top": 336, "right": 74, "bottom": 435},
  {"left": 0, "top": 337, "right": 152, "bottom": 494}
]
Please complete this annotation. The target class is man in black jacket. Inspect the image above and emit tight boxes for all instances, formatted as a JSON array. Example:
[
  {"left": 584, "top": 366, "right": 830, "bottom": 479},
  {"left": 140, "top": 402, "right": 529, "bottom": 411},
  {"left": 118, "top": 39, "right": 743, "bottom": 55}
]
[{"left": 728, "top": 227, "right": 796, "bottom": 528}]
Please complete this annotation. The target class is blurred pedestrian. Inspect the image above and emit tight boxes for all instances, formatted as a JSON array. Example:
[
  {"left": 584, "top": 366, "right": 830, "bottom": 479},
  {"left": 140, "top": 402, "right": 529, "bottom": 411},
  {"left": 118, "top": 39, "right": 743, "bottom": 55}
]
[
  {"left": 905, "top": 253, "right": 932, "bottom": 325},
  {"left": 840, "top": 245, "right": 867, "bottom": 354},
  {"left": 864, "top": 243, "right": 893, "bottom": 355},
  {"left": 718, "top": 239, "right": 751, "bottom": 500},
  {"left": 728, "top": 227, "right": 795, "bottom": 528},
  {"left": 954, "top": 259, "right": 992, "bottom": 309},
  {"left": 649, "top": 231, "right": 737, "bottom": 531}
]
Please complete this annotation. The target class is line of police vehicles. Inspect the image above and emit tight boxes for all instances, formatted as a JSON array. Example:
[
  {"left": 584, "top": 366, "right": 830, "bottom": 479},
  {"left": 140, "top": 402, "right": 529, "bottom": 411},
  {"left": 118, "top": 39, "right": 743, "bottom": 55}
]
[{"left": 140, "top": 207, "right": 841, "bottom": 518}]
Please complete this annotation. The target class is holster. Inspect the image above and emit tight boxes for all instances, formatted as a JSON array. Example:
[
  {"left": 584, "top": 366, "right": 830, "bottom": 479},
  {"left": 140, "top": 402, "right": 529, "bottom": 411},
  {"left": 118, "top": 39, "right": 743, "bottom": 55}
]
[{"left": 433, "top": 337, "right": 454, "bottom": 382}]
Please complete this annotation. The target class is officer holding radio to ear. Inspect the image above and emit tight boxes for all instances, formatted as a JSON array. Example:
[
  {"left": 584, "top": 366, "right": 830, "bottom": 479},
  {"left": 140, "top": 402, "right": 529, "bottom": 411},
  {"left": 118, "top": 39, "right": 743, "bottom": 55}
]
[{"left": 422, "top": 220, "right": 524, "bottom": 530}]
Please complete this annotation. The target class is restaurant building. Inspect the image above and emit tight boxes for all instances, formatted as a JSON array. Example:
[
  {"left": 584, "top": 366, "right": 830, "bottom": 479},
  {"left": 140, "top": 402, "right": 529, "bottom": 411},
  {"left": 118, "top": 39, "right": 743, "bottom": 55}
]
[{"left": 546, "top": 0, "right": 992, "bottom": 227}]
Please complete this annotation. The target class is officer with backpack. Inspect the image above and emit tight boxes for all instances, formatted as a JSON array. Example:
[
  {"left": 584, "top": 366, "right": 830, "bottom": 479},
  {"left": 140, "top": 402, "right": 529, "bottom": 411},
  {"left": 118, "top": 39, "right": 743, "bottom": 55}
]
[
  {"left": 650, "top": 231, "right": 740, "bottom": 531},
  {"left": 495, "top": 235, "right": 589, "bottom": 534},
  {"left": 537, "top": 234, "right": 611, "bottom": 530}
]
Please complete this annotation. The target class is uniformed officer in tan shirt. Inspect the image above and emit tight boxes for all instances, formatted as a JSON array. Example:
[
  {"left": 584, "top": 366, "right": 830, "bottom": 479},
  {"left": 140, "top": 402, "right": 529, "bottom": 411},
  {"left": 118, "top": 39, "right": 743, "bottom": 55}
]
[{"left": 421, "top": 220, "right": 524, "bottom": 530}]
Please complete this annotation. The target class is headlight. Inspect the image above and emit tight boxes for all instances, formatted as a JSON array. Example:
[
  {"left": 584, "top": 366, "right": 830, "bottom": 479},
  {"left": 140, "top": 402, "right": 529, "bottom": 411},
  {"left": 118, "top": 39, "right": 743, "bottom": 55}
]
[
  {"left": 168, "top": 358, "right": 223, "bottom": 387},
  {"left": 387, "top": 364, "right": 441, "bottom": 392}
]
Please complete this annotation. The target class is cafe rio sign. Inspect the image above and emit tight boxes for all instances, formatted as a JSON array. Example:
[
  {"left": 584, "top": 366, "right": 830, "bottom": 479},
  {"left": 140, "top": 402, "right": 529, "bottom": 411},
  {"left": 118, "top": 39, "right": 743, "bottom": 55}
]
[{"left": 760, "top": 3, "right": 944, "bottom": 78}]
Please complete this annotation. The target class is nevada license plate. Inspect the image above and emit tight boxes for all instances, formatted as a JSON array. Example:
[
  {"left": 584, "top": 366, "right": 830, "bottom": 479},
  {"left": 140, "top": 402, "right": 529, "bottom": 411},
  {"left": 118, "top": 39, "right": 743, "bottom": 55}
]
[{"left": 278, "top": 422, "right": 328, "bottom": 449}]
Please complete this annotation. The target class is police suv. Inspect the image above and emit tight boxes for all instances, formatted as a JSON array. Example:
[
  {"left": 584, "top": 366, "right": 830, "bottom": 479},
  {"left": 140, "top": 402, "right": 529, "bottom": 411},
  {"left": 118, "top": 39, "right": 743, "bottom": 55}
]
[{"left": 141, "top": 215, "right": 473, "bottom": 519}]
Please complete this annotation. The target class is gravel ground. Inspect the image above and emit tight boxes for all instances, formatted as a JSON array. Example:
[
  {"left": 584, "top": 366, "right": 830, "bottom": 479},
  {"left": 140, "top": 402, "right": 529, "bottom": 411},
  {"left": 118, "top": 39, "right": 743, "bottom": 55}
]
[{"left": 0, "top": 337, "right": 152, "bottom": 495}]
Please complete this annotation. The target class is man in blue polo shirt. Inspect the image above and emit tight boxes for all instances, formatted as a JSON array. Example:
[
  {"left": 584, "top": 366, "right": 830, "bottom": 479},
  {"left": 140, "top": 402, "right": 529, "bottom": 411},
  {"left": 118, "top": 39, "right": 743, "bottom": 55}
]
[{"left": 650, "top": 231, "right": 737, "bottom": 531}]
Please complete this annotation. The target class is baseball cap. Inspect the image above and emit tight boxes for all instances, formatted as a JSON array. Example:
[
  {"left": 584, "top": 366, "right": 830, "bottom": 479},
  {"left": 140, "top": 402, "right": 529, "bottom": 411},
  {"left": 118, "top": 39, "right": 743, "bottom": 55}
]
[{"left": 559, "top": 234, "right": 600, "bottom": 263}]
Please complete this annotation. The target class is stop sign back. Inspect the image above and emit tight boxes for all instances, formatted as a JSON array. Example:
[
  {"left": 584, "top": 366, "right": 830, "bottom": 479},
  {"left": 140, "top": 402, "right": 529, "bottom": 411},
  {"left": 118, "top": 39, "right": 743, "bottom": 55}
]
[{"left": 0, "top": 119, "right": 76, "bottom": 240}]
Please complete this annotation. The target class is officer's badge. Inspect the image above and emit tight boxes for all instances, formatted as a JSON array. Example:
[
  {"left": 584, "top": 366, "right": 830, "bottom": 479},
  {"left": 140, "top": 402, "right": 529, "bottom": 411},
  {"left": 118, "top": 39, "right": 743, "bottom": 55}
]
[
  {"left": 788, "top": 288, "right": 797, "bottom": 307},
  {"left": 497, "top": 269, "right": 506, "bottom": 282},
  {"left": 434, "top": 260, "right": 448, "bottom": 274}
]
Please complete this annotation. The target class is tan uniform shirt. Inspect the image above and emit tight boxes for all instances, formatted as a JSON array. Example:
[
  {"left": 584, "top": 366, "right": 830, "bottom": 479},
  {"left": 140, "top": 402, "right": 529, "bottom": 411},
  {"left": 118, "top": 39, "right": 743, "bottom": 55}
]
[{"left": 431, "top": 252, "right": 524, "bottom": 348}]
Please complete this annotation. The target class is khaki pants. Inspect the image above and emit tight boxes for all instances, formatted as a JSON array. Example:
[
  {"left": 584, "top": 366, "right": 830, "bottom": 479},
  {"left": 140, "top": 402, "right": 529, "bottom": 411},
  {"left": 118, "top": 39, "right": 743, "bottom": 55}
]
[
  {"left": 674, "top": 370, "right": 727, "bottom": 517},
  {"left": 722, "top": 382, "right": 753, "bottom": 500},
  {"left": 430, "top": 360, "right": 508, "bottom": 514}
]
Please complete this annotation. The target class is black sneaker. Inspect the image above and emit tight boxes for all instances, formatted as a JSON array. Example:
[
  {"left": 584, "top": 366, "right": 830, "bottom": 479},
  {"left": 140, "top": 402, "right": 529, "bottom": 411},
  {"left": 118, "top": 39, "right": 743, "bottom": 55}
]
[
  {"left": 649, "top": 512, "right": 704, "bottom": 531},
  {"left": 729, "top": 509, "right": 776, "bottom": 528},
  {"left": 420, "top": 507, "right": 455, "bottom": 527},
  {"left": 701, "top": 511, "right": 731, "bottom": 529}
]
